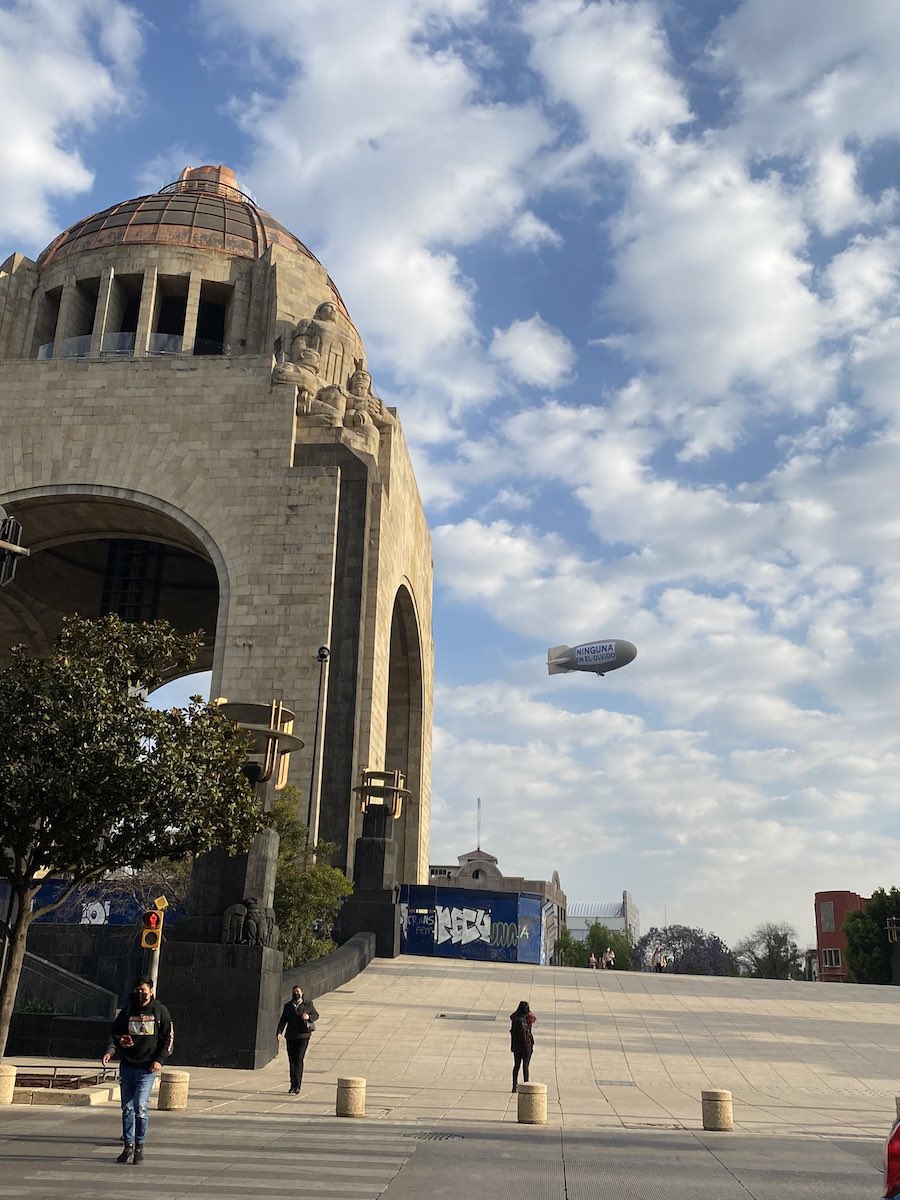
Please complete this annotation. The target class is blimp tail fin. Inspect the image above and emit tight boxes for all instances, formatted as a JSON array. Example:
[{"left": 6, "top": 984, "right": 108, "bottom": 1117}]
[{"left": 547, "top": 645, "right": 570, "bottom": 675}]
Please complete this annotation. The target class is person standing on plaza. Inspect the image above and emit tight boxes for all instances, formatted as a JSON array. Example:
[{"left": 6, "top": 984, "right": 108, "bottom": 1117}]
[
  {"left": 509, "top": 999, "right": 536, "bottom": 1093},
  {"left": 102, "top": 975, "right": 174, "bottom": 1165},
  {"left": 277, "top": 985, "right": 319, "bottom": 1094},
  {"left": 588, "top": 952, "right": 598, "bottom": 970}
]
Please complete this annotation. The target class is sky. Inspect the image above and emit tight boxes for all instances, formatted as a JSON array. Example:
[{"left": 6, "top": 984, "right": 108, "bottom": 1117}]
[{"left": 3, "top": 0, "right": 900, "bottom": 949}]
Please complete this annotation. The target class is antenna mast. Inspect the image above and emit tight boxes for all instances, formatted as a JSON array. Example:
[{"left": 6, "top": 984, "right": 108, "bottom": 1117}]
[{"left": 476, "top": 797, "right": 481, "bottom": 850}]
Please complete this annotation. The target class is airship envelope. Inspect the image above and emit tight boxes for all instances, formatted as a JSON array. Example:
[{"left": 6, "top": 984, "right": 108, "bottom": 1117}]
[{"left": 547, "top": 639, "right": 637, "bottom": 677}]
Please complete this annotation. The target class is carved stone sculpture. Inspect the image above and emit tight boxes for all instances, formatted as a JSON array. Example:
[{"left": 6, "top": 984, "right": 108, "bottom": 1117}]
[
  {"left": 292, "top": 301, "right": 339, "bottom": 361},
  {"left": 222, "top": 897, "right": 280, "bottom": 949}
]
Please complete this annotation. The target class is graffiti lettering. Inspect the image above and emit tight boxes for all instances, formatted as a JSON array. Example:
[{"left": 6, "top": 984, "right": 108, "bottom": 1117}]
[
  {"left": 435, "top": 905, "right": 490, "bottom": 946},
  {"left": 491, "top": 921, "right": 518, "bottom": 947}
]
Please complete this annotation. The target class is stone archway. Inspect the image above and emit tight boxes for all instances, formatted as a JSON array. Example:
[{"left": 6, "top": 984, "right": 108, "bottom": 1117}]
[
  {"left": 0, "top": 487, "right": 227, "bottom": 682},
  {"left": 384, "top": 582, "right": 425, "bottom": 884}
]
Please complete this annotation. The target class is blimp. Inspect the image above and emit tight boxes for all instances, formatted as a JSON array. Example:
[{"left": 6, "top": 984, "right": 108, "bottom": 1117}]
[{"left": 547, "top": 639, "right": 637, "bottom": 677}]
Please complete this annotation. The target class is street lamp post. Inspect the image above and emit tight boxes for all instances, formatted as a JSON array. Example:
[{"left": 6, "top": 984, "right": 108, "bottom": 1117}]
[{"left": 306, "top": 646, "right": 330, "bottom": 847}]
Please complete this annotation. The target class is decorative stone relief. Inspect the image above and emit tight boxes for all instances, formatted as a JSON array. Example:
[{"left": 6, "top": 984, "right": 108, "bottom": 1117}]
[{"left": 222, "top": 897, "right": 280, "bottom": 949}]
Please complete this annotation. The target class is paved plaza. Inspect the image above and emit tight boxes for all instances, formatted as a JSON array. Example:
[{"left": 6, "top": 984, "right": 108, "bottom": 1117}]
[{"left": 4, "top": 955, "right": 897, "bottom": 1197}]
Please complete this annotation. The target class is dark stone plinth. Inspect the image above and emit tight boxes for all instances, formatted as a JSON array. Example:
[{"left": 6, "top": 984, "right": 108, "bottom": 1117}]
[
  {"left": 7, "top": 1013, "right": 109, "bottom": 1059},
  {"left": 353, "top": 805, "right": 398, "bottom": 891},
  {"left": 158, "top": 941, "right": 283, "bottom": 1068},
  {"left": 340, "top": 889, "right": 400, "bottom": 958},
  {"left": 179, "top": 827, "right": 280, "bottom": 943}
]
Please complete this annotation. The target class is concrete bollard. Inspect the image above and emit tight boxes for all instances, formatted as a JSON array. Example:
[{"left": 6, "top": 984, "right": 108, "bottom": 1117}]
[
  {"left": 517, "top": 1081, "right": 547, "bottom": 1125},
  {"left": 157, "top": 1069, "right": 190, "bottom": 1111},
  {"left": 0, "top": 1065, "right": 16, "bottom": 1106},
  {"left": 336, "top": 1076, "right": 366, "bottom": 1117},
  {"left": 701, "top": 1089, "right": 733, "bottom": 1131}
]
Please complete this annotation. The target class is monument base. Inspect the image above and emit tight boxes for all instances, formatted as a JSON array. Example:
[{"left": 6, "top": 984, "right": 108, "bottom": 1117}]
[
  {"left": 340, "top": 890, "right": 401, "bottom": 958},
  {"left": 158, "top": 941, "right": 284, "bottom": 1068}
]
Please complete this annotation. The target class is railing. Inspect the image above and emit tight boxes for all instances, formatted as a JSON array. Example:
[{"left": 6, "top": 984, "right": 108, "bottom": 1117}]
[
  {"left": 58, "top": 335, "right": 92, "bottom": 359},
  {"left": 100, "top": 331, "right": 136, "bottom": 356},
  {"left": 193, "top": 339, "right": 225, "bottom": 356},
  {"left": 148, "top": 333, "right": 183, "bottom": 356}
]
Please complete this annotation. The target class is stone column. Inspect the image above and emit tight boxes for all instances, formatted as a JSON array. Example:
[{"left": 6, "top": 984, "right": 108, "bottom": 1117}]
[
  {"left": 90, "top": 267, "right": 115, "bottom": 356},
  {"left": 51, "top": 276, "right": 75, "bottom": 359},
  {"left": 134, "top": 266, "right": 158, "bottom": 356},
  {"left": 181, "top": 270, "right": 203, "bottom": 354}
]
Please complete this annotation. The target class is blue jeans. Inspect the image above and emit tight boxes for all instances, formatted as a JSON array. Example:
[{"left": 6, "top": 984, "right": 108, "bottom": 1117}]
[{"left": 119, "top": 1062, "right": 155, "bottom": 1146}]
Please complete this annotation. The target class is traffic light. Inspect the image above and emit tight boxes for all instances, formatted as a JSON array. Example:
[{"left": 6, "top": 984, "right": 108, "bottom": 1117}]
[{"left": 140, "top": 909, "right": 163, "bottom": 951}]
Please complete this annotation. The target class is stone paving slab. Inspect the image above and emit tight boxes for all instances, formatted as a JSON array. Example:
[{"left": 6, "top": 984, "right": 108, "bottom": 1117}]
[{"left": 8, "top": 954, "right": 900, "bottom": 1139}]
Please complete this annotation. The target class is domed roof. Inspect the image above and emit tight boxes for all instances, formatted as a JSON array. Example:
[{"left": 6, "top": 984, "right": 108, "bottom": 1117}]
[{"left": 38, "top": 165, "right": 324, "bottom": 270}]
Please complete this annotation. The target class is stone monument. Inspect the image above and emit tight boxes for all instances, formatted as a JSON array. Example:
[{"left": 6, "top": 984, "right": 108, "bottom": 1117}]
[{"left": 0, "top": 165, "right": 434, "bottom": 1067}]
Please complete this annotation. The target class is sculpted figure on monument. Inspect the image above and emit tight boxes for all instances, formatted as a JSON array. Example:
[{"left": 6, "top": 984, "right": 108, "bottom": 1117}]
[
  {"left": 292, "top": 301, "right": 340, "bottom": 362},
  {"left": 222, "top": 898, "right": 280, "bottom": 947},
  {"left": 308, "top": 383, "right": 347, "bottom": 427},
  {"left": 344, "top": 362, "right": 395, "bottom": 435}
]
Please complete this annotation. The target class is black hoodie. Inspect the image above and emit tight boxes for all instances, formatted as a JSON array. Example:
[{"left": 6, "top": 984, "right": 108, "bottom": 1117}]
[{"left": 107, "top": 995, "right": 174, "bottom": 1067}]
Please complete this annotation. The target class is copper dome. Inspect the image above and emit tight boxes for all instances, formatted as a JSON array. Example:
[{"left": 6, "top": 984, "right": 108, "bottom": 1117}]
[{"left": 38, "top": 165, "right": 322, "bottom": 270}]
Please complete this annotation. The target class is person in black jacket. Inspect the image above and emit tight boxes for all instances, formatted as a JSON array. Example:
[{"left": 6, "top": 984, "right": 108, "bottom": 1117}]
[
  {"left": 102, "top": 976, "right": 174, "bottom": 1164},
  {"left": 276, "top": 985, "right": 319, "bottom": 1094},
  {"left": 509, "top": 999, "right": 536, "bottom": 1093}
]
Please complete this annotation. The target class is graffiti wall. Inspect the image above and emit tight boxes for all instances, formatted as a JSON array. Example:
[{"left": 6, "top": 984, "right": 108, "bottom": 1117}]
[{"left": 400, "top": 885, "right": 548, "bottom": 963}]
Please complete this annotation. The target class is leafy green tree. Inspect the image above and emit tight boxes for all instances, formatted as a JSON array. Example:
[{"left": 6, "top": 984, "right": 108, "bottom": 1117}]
[
  {"left": 271, "top": 788, "right": 352, "bottom": 967},
  {"left": 585, "top": 922, "right": 634, "bottom": 970},
  {"left": 635, "top": 925, "right": 739, "bottom": 975},
  {"left": 0, "top": 615, "right": 263, "bottom": 1059},
  {"left": 555, "top": 925, "right": 588, "bottom": 967},
  {"left": 844, "top": 887, "right": 900, "bottom": 984},
  {"left": 734, "top": 921, "right": 802, "bottom": 979}
]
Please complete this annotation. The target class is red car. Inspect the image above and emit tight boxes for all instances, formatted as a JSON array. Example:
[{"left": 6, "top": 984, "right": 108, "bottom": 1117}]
[{"left": 885, "top": 1115, "right": 900, "bottom": 1198}]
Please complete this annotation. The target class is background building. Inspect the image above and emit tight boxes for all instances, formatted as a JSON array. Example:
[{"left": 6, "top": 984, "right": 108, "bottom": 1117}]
[
  {"left": 814, "top": 889, "right": 868, "bottom": 983},
  {"left": 566, "top": 893, "right": 640, "bottom": 944},
  {"left": 402, "top": 848, "right": 567, "bottom": 964}
]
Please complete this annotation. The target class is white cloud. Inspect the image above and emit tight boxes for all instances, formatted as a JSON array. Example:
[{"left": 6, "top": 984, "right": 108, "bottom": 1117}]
[
  {"left": 523, "top": 0, "right": 690, "bottom": 157},
  {"left": 489, "top": 315, "right": 575, "bottom": 388},
  {"left": 0, "top": 0, "right": 145, "bottom": 246},
  {"left": 199, "top": 0, "right": 555, "bottom": 411},
  {"left": 508, "top": 210, "right": 562, "bottom": 251}
]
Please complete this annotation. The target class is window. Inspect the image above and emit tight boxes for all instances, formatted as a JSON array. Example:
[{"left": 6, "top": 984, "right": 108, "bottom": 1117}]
[
  {"left": 822, "top": 948, "right": 841, "bottom": 968},
  {"left": 819, "top": 900, "right": 835, "bottom": 933}
]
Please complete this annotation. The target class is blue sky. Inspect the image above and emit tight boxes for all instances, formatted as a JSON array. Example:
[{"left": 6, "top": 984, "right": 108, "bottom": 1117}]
[{"left": 4, "top": 0, "right": 900, "bottom": 948}]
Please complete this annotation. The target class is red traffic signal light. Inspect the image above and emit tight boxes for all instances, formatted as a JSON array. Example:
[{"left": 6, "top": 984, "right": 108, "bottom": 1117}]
[{"left": 140, "top": 909, "right": 163, "bottom": 950}]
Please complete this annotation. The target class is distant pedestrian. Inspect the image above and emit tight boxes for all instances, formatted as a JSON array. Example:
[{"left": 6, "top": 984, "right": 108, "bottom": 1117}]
[
  {"left": 509, "top": 999, "right": 536, "bottom": 1093},
  {"left": 277, "top": 985, "right": 319, "bottom": 1094},
  {"left": 588, "top": 952, "right": 598, "bottom": 970},
  {"left": 607, "top": 949, "right": 616, "bottom": 970},
  {"left": 102, "top": 975, "right": 173, "bottom": 1165}
]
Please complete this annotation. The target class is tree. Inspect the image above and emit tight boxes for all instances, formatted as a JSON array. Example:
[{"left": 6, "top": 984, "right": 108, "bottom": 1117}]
[
  {"left": 555, "top": 925, "right": 588, "bottom": 967},
  {"left": 734, "top": 921, "right": 802, "bottom": 979},
  {"left": 844, "top": 887, "right": 900, "bottom": 984},
  {"left": 585, "top": 922, "right": 634, "bottom": 971},
  {"left": 271, "top": 788, "right": 352, "bottom": 968},
  {"left": 0, "top": 614, "right": 263, "bottom": 1059},
  {"left": 635, "top": 925, "right": 739, "bottom": 976}
]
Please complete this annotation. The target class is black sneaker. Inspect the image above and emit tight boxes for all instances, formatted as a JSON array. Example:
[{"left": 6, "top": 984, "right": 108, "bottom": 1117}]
[
  {"left": 117, "top": 1146, "right": 133, "bottom": 1164},
  {"left": 132, "top": 1146, "right": 144, "bottom": 1165}
]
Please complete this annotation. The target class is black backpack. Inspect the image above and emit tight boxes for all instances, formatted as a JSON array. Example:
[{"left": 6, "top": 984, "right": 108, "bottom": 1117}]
[{"left": 512, "top": 1014, "right": 530, "bottom": 1046}]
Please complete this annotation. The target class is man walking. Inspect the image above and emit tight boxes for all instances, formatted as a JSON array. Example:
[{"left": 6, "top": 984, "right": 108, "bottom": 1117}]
[
  {"left": 102, "top": 975, "right": 174, "bottom": 1164},
  {"left": 276, "top": 985, "right": 319, "bottom": 1094}
]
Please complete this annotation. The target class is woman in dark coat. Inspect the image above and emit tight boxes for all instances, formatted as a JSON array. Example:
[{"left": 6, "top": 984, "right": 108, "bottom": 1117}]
[{"left": 509, "top": 999, "right": 537, "bottom": 1093}]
